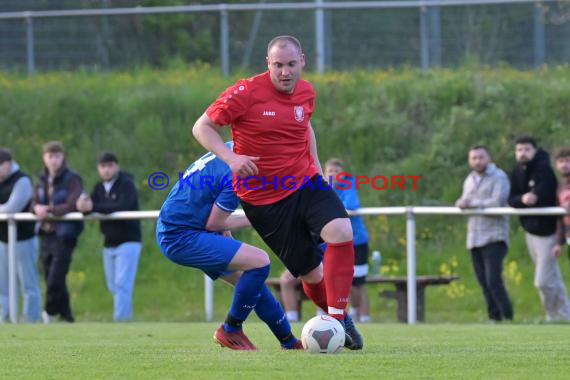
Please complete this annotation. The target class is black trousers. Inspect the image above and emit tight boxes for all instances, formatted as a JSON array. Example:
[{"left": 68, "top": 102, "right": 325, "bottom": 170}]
[
  {"left": 40, "top": 234, "right": 77, "bottom": 320},
  {"left": 470, "top": 241, "right": 513, "bottom": 321}
]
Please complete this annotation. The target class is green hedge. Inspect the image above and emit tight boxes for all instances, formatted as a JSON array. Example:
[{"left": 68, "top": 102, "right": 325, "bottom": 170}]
[{"left": 1, "top": 66, "right": 570, "bottom": 322}]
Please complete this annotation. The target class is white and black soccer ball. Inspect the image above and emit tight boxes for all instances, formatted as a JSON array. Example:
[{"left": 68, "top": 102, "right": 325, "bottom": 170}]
[{"left": 301, "top": 315, "right": 345, "bottom": 354}]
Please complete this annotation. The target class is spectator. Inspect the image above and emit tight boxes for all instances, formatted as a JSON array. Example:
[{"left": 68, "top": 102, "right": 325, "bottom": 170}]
[
  {"left": 324, "top": 158, "right": 371, "bottom": 322},
  {"left": 32, "top": 141, "right": 83, "bottom": 323},
  {"left": 0, "top": 148, "right": 42, "bottom": 322},
  {"left": 280, "top": 158, "right": 371, "bottom": 323},
  {"left": 77, "top": 152, "right": 142, "bottom": 322},
  {"left": 553, "top": 147, "right": 570, "bottom": 262},
  {"left": 455, "top": 145, "right": 513, "bottom": 322},
  {"left": 279, "top": 269, "right": 303, "bottom": 322},
  {"left": 508, "top": 136, "right": 570, "bottom": 322}
]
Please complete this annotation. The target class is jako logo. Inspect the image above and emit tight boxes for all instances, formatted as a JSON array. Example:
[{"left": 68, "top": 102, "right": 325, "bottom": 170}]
[{"left": 263, "top": 111, "right": 276, "bottom": 116}]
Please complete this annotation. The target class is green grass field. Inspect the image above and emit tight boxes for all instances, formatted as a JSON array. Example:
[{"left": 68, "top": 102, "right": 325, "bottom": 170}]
[{"left": 1, "top": 323, "right": 569, "bottom": 379}]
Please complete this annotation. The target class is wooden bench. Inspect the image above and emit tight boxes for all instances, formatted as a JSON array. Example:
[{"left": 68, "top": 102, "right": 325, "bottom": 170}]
[{"left": 266, "top": 274, "right": 459, "bottom": 323}]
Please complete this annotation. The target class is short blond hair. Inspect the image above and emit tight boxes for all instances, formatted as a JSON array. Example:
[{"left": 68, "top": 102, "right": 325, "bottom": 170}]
[
  {"left": 267, "top": 35, "right": 303, "bottom": 55},
  {"left": 325, "top": 158, "right": 344, "bottom": 169}
]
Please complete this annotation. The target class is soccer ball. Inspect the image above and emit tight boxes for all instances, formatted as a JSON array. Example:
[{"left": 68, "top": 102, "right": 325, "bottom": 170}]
[{"left": 301, "top": 315, "right": 345, "bottom": 354}]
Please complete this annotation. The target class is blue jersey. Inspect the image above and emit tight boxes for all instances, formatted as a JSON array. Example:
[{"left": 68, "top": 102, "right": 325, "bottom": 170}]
[
  {"left": 334, "top": 175, "right": 369, "bottom": 246},
  {"left": 158, "top": 141, "right": 238, "bottom": 232}
]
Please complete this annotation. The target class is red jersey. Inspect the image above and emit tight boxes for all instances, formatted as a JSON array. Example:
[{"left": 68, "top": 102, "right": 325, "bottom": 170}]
[{"left": 206, "top": 71, "right": 318, "bottom": 205}]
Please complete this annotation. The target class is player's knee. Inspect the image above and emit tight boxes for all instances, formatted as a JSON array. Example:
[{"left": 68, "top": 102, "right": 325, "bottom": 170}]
[
  {"left": 280, "top": 270, "right": 291, "bottom": 282},
  {"left": 322, "top": 218, "right": 353, "bottom": 243},
  {"left": 231, "top": 244, "right": 270, "bottom": 271},
  {"left": 280, "top": 271, "right": 297, "bottom": 287},
  {"left": 251, "top": 249, "right": 270, "bottom": 269},
  {"left": 337, "top": 219, "right": 353, "bottom": 241}
]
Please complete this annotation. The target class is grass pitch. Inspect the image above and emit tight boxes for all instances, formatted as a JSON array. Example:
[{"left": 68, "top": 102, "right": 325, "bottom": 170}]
[{"left": 1, "top": 322, "right": 569, "bottom": 379}]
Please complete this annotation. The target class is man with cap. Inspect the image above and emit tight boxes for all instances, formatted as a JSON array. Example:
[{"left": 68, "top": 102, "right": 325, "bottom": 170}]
[
  {"left": 0, "top": 148, "right": 42, "bottom": 322},
  {"left": 76, "top": 152, "right": 142, "bottom": 321},
  {"left": 32, "top": 141, "right": 84, "bottom": 323}
]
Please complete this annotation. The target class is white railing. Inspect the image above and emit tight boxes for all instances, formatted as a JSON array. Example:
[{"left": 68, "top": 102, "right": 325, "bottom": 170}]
[
  {"left": 0, "top": 0, "right": 558, "bottom": 74},
  {"left": 1, "top": 206, "right": 568, "bottom": 324}
]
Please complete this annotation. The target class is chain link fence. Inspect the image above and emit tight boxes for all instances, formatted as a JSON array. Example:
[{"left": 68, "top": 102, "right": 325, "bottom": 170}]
[{"left": 1, "top": 0, "right": 570, "bottom": 73}]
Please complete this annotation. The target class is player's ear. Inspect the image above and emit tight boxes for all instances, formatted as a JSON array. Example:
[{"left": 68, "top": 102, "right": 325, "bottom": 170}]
[
  {"left": 266, "top": 56, "right": 270, "bottom": 68},
  {"left": 300, "top": 53, "right": 306, "bottom": 68}
]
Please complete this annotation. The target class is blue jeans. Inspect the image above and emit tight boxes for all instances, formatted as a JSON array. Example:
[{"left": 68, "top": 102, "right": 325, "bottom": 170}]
[
  {"left": 103, "top": 242, "right": 141, "bottom": 321},
  {"left": 0, "top": 237, "right": 42, "bottom": 322}
]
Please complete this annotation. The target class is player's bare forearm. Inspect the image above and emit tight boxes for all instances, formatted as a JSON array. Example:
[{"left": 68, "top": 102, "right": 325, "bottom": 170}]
[
  {"left": 205, "top": 205, "right": 251, "bottom": 232},
  {"left": 309, "top": 124, "right": 323, "bottom": 175},
  {"left": 225, "top": 214, "right": 251, "bottom": 230},
  {"left": 192, "top": 113, "right": 234, "bottom": 163}
]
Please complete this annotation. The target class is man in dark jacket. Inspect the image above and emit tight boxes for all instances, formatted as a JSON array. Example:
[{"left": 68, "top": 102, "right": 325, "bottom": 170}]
[
  {"left": 508, "top": 136, "right": 570, "bottom": 321},
  {"left": 76, "top": 152, "right": 141, "bottom": 321},
  {"left": 32, "top": 141, "right": 83, "bottom": 323}
]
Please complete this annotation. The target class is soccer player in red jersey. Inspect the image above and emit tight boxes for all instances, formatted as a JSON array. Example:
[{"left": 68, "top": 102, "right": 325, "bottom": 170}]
[{"left": 192, "top": 35, "right": 363, "bottom": 350}]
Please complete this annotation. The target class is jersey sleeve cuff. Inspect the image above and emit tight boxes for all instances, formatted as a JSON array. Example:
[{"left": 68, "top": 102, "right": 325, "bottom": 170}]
[{"left": 215, "top": 202, "right": 235, "bottom": 213}]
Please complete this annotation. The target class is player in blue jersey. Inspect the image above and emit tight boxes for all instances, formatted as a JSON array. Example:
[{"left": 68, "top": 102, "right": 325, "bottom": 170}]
[
  {"left": 156, "top": 141, "right": 302, "bottom": 351},
  {"left": 280, "top": 158, "right": 371, "bottom": 323},
  {"left": 324, "top": 158, "right": 371, "bottom": 322}
]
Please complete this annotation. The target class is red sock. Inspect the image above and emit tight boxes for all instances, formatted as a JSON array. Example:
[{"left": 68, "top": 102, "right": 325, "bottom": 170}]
[
  {"left": 324, "top": 240, "right": 354, "bottom": 320},
  {"left": 302, "top": 278, "right": 328, "bottom": 312}
]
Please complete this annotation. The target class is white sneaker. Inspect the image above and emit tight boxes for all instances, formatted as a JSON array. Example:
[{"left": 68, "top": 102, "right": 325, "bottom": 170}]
[
  {"left": 42, "top": 311, "right": 54, "bottom": 324},
  {"left": 359, "top": 315, "right": 371, "bottom": 323},
  {"left": 348, "top": 307, "right": 358, "bottom": 318}
]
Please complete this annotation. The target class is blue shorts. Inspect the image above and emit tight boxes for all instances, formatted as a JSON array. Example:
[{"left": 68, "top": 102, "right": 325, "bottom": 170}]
[{"left": 156, "top": 220, "right": 242, "bottom": 280}]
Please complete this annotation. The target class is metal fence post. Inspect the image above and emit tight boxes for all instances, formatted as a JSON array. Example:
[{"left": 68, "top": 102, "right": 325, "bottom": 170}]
[
  {"left": 25, "top": 13, "right": 35, "bottom": 74},
  {"left": 406, "top": 207, "right": 417, "bottom": 324},
  {"left": 428, "top": 0, "right": 441, "bottom": 67},
  {"left": 8, "top": 217, "right": 18, "bottom": 323},
  {"left": 419, "top": 6, "right": 429, "bottom": 70},
  {"left": 241, "top": 1, "right": 264, "bottom": 71},
  {"left": 204, "top": 274, "right": 214, "bottom": 321},
  {"left": 315, "top": 0, "right": 325, "bottom": 73},
  {"left": 220, "top": 6, "right": 230, "bottom": 76},
  {"left": 533, "top": 1, "right": 545, "bottom": 67}
]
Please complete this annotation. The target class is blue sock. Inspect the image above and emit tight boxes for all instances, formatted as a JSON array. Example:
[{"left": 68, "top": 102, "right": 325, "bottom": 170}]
[
  {"left": 254, "top": 285, "right": 295, "bottom": 344},
  {"left": 224, "top": 264, "right": 270, "bottom": 333}
]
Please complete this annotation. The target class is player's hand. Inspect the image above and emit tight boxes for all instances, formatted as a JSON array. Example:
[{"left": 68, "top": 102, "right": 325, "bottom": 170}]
[
  {"left": 456, "top": 199, "right": 470, "bottom": 209},
  {"left": 553, "top": 244, "right": 562, "bottom": 259},
  {"left": 229, "top": 154, "right": 259, "bottom": 177},
  {"left": 522, "top": 192, "right": 537, "bottom": 206},
  {"left": 76, "top": 194, "right": 93, "bottom": 213},
  {"left": 33, "top": 204, "right": 50, "bottom": 219}
]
